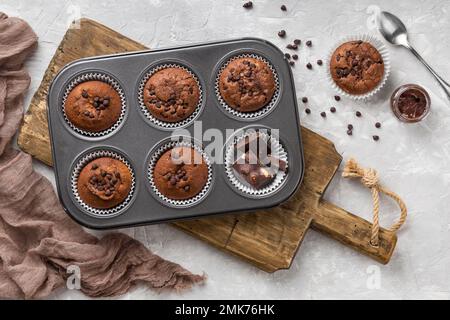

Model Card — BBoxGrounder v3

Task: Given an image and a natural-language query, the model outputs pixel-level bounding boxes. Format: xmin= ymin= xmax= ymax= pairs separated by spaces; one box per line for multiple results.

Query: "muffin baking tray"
xmin=47 ymin=38 xmax=304 ymax=229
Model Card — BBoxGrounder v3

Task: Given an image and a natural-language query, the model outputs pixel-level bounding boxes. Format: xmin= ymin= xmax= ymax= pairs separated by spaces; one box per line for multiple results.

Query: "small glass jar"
xmin=391 ymin=84 xmax=431 ymax=123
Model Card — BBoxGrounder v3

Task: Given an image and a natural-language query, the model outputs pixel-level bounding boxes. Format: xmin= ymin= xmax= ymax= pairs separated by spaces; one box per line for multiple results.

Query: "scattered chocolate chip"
xmin=373 ymin=135 xmax=380 ymax=141
xmin=289 ymin=61 xmax=295 ymax=66
xmin=91 ymin=164 xmax=98 ymax=170
xmin=100 ymin=170 xmax=106 ymax=177
xmin=83 ymin=111 xmax=90 ymax=116
xmin=306 ymin=40 xmax=312 ymax=47
xmin=294 ymin=39 xmax=301 ymax=45
xmin=281 ymin=5 xmax=287 ymax=11
xmin=184 ymin=185 xmax=190 ymax=192
xmin=291 ymin=44 xmax=298 ymax=50
xmin=81 ymin=90 xmax=88 ymax=98
xmin=320 ymin=111 xmax=326 ymax=118
xmin=278 ymin=30 xmax=286 ymax=38
xmin=375 ymin=122 xmax=381 ymax=128
xmin=305 ymin=108 xmax=311 ymax=114
xmin=347 ymin=124 xmax=353 ymax=130
xmin=356 ymin=111 xmax=362 ymax=117
xmin=243 ymin=1 xmax=253 ymax=9
xmin=286 ymin=44 xmax=294 ymax=49
xmin=330 ymin=107 xmax=336 ymax=113
xmin=292 ymin=54 xmax=298 ymax=60
xmin=306 ymin=63 xmax=312 ymax=69
xmin=94 ymin=97 xmax=99 ymax=102
xmin=347 ymin=129 xmax=353 ymax=136
xmin=317 ymin=59 xmax=323 ymax=66
xmin=302 ymin=97 xmax=308 ymax=103
xmin=334 ymin=95 xmax=341 ymax=101
xmin=284 ymin=53 xmax=291 ymax=59
xmin=105 ymin=190 xmax=111 ymax=196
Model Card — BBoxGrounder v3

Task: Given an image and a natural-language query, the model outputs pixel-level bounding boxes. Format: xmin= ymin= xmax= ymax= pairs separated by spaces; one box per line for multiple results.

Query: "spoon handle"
xmin=406 ymin=44 xmax=450 ymax=100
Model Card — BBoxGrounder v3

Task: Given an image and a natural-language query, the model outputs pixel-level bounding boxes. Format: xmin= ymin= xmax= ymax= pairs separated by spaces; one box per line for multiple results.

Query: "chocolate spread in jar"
xmin=398 ymin=89 xmax=427 ymax=119
xmin=391 ymin=84 xmax=430 ymax=123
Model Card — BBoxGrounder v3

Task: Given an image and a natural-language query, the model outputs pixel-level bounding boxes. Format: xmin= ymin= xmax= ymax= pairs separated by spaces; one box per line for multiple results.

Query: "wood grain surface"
xmin=17 ymin=18 xmax=397 ymax=272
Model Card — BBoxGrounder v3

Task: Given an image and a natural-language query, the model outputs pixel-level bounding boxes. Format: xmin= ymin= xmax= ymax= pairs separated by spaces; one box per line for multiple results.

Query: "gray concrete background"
xmin=2 ymin=0 xmax=450 ymax=299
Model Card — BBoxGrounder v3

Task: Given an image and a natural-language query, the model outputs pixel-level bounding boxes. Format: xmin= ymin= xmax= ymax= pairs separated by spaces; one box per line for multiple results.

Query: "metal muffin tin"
xmin=47 ymin=38 xmax=304 ymax=229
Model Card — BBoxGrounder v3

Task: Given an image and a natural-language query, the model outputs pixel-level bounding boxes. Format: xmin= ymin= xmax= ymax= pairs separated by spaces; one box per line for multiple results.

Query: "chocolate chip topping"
xmin=219 ymin=57 xmax=276 ymax=112
xmin=144 ymin=67 xmax=200 ymax=122
xmin=153 ymin=146 xmax=208 ymax=201
xmin=87 ymin=164 xmax=123 ymax=201
xmin=278 ymin=30 xmax=286 ymax=38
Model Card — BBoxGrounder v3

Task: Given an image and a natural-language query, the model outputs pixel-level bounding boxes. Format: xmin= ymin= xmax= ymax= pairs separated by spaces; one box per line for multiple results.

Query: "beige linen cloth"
xmin=0 ymin=12 xmax=204 ymax=299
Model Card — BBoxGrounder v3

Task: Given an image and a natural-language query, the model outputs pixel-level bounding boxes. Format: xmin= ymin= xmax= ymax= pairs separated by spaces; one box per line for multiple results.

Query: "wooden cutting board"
xmin=18 ymin=19 xmax=397 ymax=272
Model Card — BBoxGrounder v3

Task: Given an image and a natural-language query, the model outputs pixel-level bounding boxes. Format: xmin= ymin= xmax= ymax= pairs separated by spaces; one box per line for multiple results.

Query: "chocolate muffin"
xmin=219 ymin=57 xmax=276 ymax=112
xmin=65 ymin=80 xmax=122 ymax=132
xmin=330 ymin=40 xmax=384 ymax=95
xmin=143 ymin=67 xmax=200 ymax=123
xmin=77 ymin=157 xmax=132 ymax=209
xmin=153 ymin=146 xmax=208 ymax=201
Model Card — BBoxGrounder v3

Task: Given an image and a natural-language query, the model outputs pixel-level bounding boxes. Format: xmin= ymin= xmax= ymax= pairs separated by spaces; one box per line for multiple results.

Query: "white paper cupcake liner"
xmin=62 ymin=72 xmax=127 ymax=137
xmin=71 ymin=150 xmax=136 ymax=218
xmin=148 ymin=140 xmax=213 ymax=207
xmin=215 ymin=53 xmax=280 ymax=119
xmin=138 ymin=63 xmax=204 ymax=129
xmin=225 ymin=130 xmax=288 ymax=197
xmin=326 ymin=34 xmax=391 ymax=100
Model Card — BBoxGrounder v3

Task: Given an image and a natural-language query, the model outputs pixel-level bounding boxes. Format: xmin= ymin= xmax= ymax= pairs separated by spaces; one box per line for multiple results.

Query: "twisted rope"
xmin=342 ymin=158 xmax=407 ymax=247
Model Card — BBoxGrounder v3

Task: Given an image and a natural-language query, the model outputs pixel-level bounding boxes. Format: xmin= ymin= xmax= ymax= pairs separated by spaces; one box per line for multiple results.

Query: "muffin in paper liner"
xmin=148 ymin=140 xmax=213 ymax=207
xmin=62 ymin=72 xmax=127 ymax=137
xmin=225 ymin=130 xmax=288 ymax=197
xmin=215 ymin=53 xmax=280 ymax=119
xmin=326 ymin=34 xmax=391 ymax=100
xmin=137 ymin=63 xmax=204 ymax=129
xmin=71 ymin=150 xmax=136 ymax=218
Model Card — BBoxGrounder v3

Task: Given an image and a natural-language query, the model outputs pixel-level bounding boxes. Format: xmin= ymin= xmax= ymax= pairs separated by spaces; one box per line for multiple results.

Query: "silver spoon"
xmin=378 ymin=11 xmax=450 ymax=100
